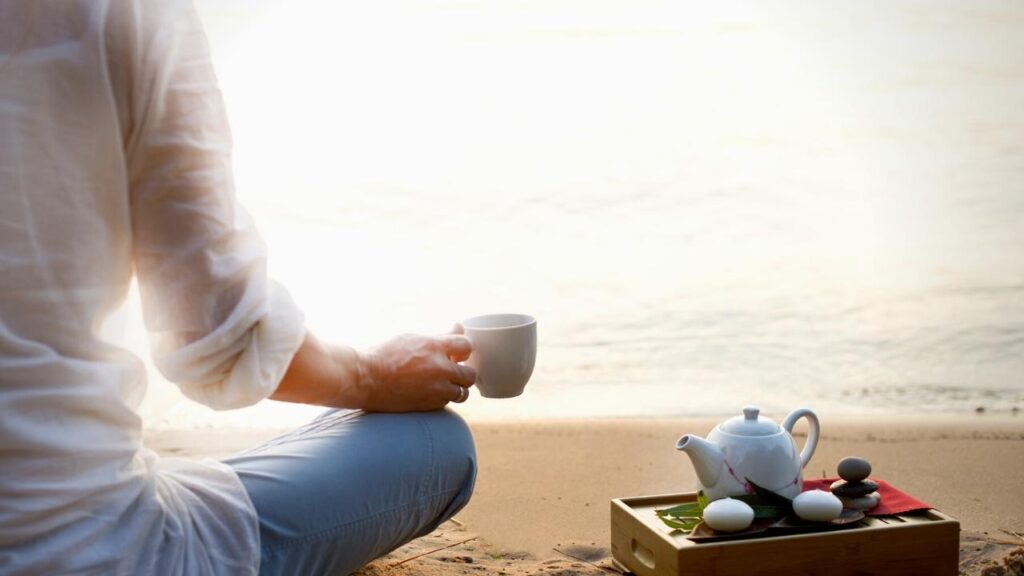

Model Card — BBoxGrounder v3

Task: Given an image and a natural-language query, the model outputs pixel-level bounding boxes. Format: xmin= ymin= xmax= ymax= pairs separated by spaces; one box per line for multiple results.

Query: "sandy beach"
xmin=147 ymin=415 xmax=1024 ymax=575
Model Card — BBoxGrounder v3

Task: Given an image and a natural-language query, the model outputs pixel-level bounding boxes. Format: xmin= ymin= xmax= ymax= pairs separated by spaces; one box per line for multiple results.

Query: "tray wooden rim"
xmin=612 ymin=491 xmax=959 ymax=550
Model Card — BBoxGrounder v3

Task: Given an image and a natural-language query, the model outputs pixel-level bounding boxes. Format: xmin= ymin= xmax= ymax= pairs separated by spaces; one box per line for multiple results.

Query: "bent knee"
xmin=419 ymin=409 xmax=477 ymax=490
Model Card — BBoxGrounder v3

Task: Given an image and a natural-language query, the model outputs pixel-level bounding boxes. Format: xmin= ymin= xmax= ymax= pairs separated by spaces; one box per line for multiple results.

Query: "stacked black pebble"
xmin=830 ymin=457 xmax=881 ymax=510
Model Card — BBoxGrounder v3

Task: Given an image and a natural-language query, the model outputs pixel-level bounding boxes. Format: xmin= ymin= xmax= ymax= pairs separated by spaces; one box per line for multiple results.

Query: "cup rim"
xmin=462 ymin=313 xmax=536 ymax=331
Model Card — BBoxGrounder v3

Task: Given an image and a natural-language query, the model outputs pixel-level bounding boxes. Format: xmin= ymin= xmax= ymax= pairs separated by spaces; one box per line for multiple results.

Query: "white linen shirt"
xmin=0 ymin=1 xmax=306 ymax=573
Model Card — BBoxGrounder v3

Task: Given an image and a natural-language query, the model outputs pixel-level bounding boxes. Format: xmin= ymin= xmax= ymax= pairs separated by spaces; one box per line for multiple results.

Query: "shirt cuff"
xmin=173 ymin=281 xmax=306 ymax=411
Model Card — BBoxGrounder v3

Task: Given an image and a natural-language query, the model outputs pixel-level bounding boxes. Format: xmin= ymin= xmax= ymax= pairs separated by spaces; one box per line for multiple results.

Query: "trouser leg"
xmin=224 ymin=408 xmax=477 ymax=576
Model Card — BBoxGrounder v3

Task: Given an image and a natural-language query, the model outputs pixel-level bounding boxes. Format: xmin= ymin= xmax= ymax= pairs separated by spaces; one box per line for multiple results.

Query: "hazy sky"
xmin=125 ymin=1 xmax=1024 ymax=427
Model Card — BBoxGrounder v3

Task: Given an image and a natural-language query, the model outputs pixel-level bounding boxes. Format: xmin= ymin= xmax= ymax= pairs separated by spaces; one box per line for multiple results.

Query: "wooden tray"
xmin=611 ymin=492 xmax=959 ymax=576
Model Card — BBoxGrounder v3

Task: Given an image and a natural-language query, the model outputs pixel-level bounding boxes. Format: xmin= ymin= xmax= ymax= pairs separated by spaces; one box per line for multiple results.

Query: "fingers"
xmin=440 ymin=334 xmax=472 ymax=362
xmin=415 ymin=381 xmax=469 ymax=411
xmin=361 ymin=330 xmax=477 ymax=412
xmin=449 ymin=322 xmax=465 ymax=335
xmin=447 ymin=363 xmax=477 ymax=387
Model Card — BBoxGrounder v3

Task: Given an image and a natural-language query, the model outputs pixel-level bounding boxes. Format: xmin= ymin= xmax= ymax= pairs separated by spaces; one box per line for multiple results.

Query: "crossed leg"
xmin=224 ymin=408 xmax=477 ymax=576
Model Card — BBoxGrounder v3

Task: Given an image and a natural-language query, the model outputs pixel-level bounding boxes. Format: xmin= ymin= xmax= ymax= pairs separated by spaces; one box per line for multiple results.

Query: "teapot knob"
xmin=743 ymin=405 xmax=760 ymax=420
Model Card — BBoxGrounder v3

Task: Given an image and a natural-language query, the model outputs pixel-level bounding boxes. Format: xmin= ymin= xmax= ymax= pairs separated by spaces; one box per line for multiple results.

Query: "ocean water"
xmin=121 ymin=0 xmax=1024 ymax=428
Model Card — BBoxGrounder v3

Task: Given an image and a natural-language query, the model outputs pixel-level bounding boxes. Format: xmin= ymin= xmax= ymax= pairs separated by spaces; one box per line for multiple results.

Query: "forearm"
xmin=270 ymin=328 xmax=476 ymax=412
xmin=270 ymin=331 xmax=367 ymax=408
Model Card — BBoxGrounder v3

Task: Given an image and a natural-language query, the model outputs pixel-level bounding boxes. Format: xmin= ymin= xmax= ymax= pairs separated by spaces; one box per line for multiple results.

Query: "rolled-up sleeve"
xmin=112 ymin=0 xmax=305 ymax=410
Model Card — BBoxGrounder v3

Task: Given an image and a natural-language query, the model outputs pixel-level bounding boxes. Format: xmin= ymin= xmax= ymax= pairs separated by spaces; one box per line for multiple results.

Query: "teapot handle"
xmin=781 ymin=408 xmax=819 ymax=470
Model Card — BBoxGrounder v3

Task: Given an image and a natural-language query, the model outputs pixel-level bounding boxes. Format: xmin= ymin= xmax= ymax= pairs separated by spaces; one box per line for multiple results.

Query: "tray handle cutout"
xmin=631 ymin=538 xmax=655 ymax=570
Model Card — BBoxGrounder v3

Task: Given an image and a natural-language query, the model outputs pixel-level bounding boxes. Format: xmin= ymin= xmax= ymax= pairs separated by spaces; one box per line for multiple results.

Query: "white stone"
xmin=703 ymin=498 xmax=755 ymax=532
xmin=841 ymin=491 xmax=881 ymax=511
xmin=793 ymin=490 xmax=843 ymax=522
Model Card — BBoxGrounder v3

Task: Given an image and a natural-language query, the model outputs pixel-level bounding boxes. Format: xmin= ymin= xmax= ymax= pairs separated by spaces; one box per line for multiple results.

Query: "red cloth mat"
xmin=802 ymin=478 xmax=932 ymax=516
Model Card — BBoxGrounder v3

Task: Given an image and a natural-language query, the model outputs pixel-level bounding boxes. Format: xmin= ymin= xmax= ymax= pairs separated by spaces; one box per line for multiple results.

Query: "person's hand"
xmin=354 ymin=325 xmax=476 ymax=412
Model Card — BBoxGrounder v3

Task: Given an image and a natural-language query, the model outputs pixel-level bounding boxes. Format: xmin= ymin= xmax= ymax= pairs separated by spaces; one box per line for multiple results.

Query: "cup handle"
xmin=781 ymin=408 xmax=819 ymax=470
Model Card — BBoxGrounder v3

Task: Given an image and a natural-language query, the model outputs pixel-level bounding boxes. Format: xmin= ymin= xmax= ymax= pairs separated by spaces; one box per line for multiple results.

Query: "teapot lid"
xmin=718 ymin=406 xmax=780 ymax=436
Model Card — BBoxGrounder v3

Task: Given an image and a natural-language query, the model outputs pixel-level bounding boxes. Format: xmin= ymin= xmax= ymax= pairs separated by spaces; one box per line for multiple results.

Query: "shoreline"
xmin=140 ymin=409 xmax=1019 ymax=432
xmin=147 ymin=415 xmax=1024 ymax=574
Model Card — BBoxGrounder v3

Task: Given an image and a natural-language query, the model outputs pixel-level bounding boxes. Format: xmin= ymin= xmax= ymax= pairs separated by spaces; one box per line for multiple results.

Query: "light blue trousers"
xmin=224 ymin=408 xmax=477 ymax=576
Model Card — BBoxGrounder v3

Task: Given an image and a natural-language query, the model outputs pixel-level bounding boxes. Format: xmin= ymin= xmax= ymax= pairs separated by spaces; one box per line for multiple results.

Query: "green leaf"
xmin=656 ymin=515 xmax=701 ymax=531
xmin=655 ymin=503 xmax=702 ymax=517
xmin=697 ymin=491 xmax=709 ymax=511
xmin=731 ymin=494 xmax=791 ymax=516
xmin=744 ymin=479 xmax=794 ymax=507
xmin=748 ymin=504 xmax=789 ymax=519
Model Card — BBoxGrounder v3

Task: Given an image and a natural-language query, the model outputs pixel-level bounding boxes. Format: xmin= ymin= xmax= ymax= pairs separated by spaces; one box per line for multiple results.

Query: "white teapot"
xmin=676 ymin=405 xmax=819 ymax=501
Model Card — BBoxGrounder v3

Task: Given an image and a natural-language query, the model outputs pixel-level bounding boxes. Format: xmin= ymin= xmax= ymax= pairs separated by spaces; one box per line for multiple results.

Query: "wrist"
xmin=327 ymin=345 xmax=374 ymax=409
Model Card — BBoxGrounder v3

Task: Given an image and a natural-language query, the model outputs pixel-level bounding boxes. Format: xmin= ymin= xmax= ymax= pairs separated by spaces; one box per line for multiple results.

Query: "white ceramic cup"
xmin=462 ymin=313 xmax=537 ymax=399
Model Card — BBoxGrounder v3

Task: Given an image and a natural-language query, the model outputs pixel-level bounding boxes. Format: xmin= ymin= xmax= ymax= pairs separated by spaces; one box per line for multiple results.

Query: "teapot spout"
xmin=675 ymin=434 xmax=724 ymax=489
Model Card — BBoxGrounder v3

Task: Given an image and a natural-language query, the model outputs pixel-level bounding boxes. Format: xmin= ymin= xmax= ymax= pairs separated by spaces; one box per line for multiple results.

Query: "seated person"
xmin=0 ymin=1 xmax=477 ymax=574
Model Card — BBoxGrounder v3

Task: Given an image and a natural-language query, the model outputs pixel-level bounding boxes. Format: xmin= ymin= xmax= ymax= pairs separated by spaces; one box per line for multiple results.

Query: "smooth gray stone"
xmin=840 ymin=491 xmax=881 ymax=511
xmin=830 ymin=479 xmax=879 ymax=498
xmin=837 ymin=457 xmax=872 ymax=482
